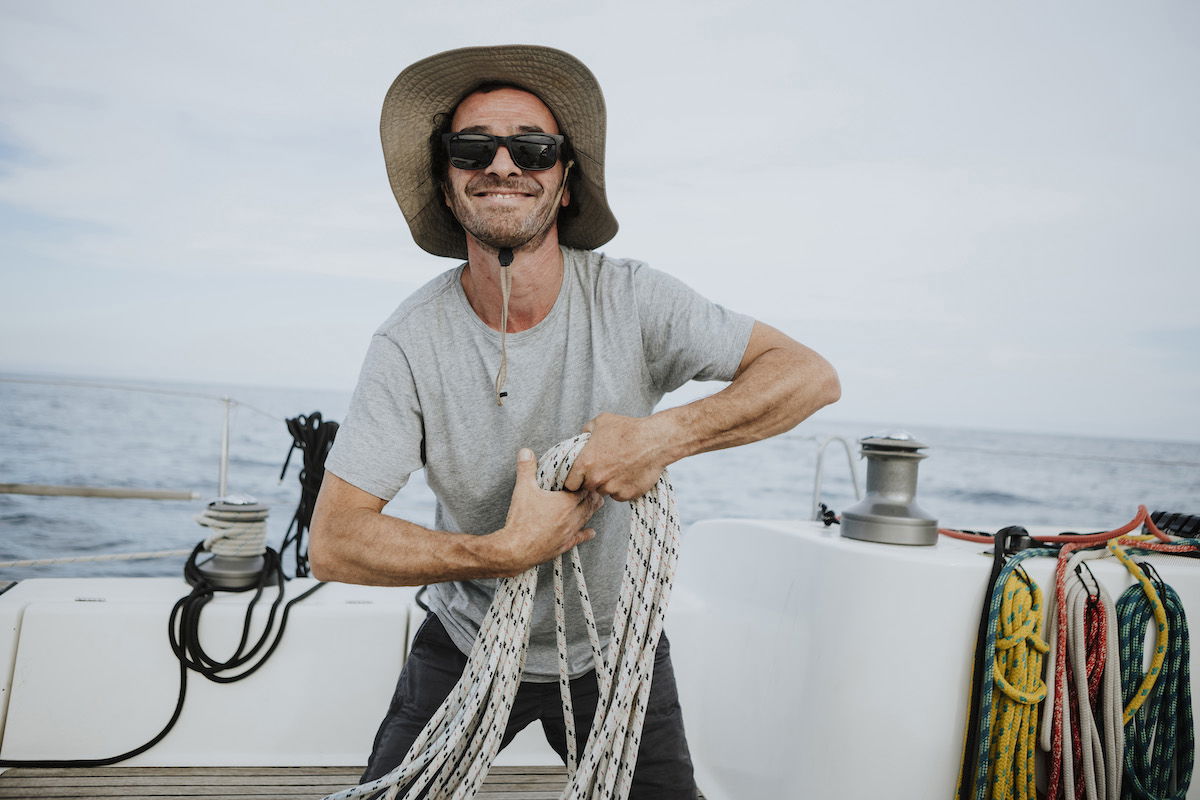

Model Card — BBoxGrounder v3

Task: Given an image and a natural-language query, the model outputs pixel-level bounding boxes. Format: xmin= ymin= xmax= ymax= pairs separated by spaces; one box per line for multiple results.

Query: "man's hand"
xmin=485 ymin=448 xmax=603 ymax=576
xmin=563 ymin=413 xmax=675 ymax=502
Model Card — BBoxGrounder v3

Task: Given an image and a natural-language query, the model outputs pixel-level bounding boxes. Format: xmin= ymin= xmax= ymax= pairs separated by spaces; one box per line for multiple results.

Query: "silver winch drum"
xmin=840 ymin=433 xmax=938 ymax=546
xmin=196 ymin=496 xmax=274 ymax=589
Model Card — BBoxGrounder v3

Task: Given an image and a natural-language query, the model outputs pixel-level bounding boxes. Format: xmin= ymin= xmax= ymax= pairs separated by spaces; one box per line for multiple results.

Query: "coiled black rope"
xmin=280 ymin=412 xmax=339 ymax=578
xmin=170 ymin=543 xmax=325 ymax=682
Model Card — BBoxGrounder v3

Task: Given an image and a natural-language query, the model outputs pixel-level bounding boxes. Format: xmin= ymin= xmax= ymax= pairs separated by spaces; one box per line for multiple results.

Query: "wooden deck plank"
xmin=0 ymin=774 xmax=564 ymax=787
xmin=0 ymin=766 xmax=570 ymax=799
xmin=0 ymin=765 xmax=704 ymax=799
xmin=0 ymin=795 xmax=562 ymax=800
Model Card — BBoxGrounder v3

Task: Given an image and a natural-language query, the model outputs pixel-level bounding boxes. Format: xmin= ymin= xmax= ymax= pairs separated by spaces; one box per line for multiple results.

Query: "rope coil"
xmin=195 ymin=504 xmax=269 ymax=557
xmin=323 ymin=434 xmax=679 ymax=800
xmin=1040 ymin=547 xmax=1124 ymax=800
xmin=1117 ymin=564 xmax=1194 ymax=799
xmin=985 ymin=568 xmax=1049 ymax=800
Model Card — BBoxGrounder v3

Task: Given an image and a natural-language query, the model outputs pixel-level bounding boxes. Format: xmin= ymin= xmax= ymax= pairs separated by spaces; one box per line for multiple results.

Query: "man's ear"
xmin=560 ymin=160 xmax=574 ymax=208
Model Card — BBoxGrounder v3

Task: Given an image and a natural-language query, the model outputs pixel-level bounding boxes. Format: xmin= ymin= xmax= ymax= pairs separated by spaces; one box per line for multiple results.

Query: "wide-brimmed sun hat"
xmin=381 ymin=44 xmax=619 ymax=260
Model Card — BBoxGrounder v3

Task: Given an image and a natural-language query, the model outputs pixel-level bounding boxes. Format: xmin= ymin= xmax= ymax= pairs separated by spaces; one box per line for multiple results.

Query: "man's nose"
xmin=484 ymin=143 xmax=522 ymax=177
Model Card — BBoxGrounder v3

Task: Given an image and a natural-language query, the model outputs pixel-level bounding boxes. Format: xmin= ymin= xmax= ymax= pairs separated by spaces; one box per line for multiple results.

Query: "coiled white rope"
xmin=1040 ymin=548 xmax=1123 ymax=800
xmin=322 ymin=433 xmax=680 ymax=800
xmin=194 ymin=504 xmax=269 ymax=557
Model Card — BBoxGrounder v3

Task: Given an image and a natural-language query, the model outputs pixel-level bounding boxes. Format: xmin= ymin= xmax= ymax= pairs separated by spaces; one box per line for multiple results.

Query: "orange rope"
xmin=939 ymin=506 xmax=1174 ymax=546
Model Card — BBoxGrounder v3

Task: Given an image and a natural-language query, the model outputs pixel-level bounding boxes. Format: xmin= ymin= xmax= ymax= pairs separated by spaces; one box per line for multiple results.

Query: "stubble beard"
xmin=446 ymin=175 xmax=562 ymax=253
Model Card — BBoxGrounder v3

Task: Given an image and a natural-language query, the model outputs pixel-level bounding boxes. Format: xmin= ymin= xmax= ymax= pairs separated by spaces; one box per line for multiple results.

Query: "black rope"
xmin=0 ymin=661 xmax=189 ymax=769
xmin=279 ymin=412 xmax=339 ymax=578
xmin=0 ymin=412 xmax=341 ymax=768
xmin=170 ymin=544 xmax=325 ymax=682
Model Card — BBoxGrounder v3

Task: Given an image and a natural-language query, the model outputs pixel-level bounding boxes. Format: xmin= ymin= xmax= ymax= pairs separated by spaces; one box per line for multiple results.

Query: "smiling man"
xmin=310 ymin=45 xmax=840 ymax=798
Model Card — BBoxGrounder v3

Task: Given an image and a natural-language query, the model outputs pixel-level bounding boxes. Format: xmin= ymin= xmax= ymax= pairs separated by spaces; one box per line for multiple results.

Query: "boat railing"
xmin=0 ymin=376 xmax=280 ymax=502
xmin=810 ymin=435 xmax=863 ymax=521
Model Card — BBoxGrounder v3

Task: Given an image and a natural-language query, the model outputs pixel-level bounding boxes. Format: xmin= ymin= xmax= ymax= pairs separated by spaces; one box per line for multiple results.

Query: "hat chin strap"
xmin=493 ymin=160 xmax=573 ymax=406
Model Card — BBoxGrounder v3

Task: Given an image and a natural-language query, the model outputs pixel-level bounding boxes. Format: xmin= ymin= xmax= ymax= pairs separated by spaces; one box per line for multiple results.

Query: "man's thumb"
xmin=515 ymin=448 xmax=535 ymax=480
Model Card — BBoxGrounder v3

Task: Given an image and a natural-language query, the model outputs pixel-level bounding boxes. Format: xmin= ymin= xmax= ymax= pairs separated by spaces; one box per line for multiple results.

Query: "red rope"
xmin=1067 ymin=591 xmax=1105 ymax=800
xmin=938 ymin=505 xmax=1174 ymax=546
xmin=1048 ymin=543 xmax=1082 ymax=798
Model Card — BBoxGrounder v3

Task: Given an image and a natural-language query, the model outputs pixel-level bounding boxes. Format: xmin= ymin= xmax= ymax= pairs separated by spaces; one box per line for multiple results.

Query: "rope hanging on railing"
xmin=953 ymin=510 xmax=1200 ymax=800
xmin=280 ymin=412 xmax=339 ymax=577
xmin=955 ymin=538 xmax=1056 ymax=800
xmin=322 ymin=434 xmax=680 ymax=800
xmin=984 ymin=567 xmax=1049 ymax=800
xmin=1117 ymin=562 xmax=1194 ymax=800
xmin=1040 ymin=546 xmax=1123 ymax=800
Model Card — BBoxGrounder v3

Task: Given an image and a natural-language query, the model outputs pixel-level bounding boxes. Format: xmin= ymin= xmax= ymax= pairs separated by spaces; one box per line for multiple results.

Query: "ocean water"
xmin=1 ymin=373 xmax=1197 ymax=580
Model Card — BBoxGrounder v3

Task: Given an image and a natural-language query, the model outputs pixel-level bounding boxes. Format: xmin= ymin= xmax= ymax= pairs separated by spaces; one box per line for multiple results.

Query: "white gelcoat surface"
xmin=667 ymin=519 xmax=1200 ymax=800
xmin=0 ymin=578 xmax=411 ymax=765
xmin=0 ymin=577 xmax=561 ymax=769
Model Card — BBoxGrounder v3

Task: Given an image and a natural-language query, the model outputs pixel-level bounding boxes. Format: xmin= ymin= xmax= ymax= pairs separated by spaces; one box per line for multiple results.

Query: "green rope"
xmin=1118 ymin=566 xmax=1193 ymax=800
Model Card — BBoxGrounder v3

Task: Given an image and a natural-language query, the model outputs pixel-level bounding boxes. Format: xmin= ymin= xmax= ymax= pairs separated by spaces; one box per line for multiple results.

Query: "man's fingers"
xmin=579 ymin=490 xmax=603 ymax=514
xmin=563 ymin=464 xmax=584 ymax=493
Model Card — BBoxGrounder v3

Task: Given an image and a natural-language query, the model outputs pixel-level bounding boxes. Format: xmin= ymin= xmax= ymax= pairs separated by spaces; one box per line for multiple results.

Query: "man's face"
xmin=442 ymin=87 xmax=571 ymax=252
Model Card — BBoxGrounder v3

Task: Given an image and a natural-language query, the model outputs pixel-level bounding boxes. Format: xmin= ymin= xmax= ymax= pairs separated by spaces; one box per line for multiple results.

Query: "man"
xmin=310 ymin=45 xmax=839 ymax=798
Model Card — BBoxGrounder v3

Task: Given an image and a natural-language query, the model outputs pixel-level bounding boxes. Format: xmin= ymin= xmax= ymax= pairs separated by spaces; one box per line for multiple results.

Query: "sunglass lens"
xmin=447 ymin=134 xmax=496 ymax=170
xmin=509 ymin=135 xmax=558 ymax=170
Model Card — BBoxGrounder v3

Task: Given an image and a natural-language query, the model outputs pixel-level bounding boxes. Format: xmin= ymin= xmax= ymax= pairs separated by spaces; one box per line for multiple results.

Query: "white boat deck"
xmin=2 ymin=520 xmax=1196 ymax=798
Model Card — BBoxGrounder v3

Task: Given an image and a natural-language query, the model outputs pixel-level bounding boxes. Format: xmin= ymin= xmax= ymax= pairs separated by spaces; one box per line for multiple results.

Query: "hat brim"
xmin=381 ymin=45 xmax=619 ymax=260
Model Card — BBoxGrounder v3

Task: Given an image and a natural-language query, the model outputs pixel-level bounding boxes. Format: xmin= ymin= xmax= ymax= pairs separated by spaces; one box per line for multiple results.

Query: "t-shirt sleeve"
xmin=633 ymin=265 xmax=756 ymax=394
xmin=324 ymin=333 xmax=425 ymax=501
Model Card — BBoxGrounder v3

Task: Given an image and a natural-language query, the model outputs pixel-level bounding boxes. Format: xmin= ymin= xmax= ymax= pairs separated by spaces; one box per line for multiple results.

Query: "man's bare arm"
xmin=310 ymin=449 xmax=602 ymax=586
xmin=564 ymin=321 xmax=841 ymax=501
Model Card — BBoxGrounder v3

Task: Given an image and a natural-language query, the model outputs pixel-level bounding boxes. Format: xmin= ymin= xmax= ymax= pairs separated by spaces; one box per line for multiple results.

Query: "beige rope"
xmin=492 ymin=160 xmax=573 ymax=407
xmin=323 ymin=433 xmax=679 ymax=800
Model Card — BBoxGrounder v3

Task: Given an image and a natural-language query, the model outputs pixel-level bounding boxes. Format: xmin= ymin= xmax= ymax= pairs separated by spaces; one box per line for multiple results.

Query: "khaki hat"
xmin=381 ymin=44 xmax=619 ymax=260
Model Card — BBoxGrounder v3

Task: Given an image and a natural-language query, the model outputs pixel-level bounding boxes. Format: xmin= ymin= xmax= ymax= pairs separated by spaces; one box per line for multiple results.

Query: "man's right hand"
xmin=485 ymin=448 xmax=602 ymax=577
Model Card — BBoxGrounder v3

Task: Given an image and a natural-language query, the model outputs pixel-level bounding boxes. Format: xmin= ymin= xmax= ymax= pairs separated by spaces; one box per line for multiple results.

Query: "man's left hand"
xmin=564 ymin=413 xmax=675 ymax=502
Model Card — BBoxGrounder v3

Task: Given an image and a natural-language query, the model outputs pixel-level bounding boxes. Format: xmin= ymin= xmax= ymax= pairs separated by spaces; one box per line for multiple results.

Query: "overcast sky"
xmin=1 ymin=1 xmax=1197 ymax=442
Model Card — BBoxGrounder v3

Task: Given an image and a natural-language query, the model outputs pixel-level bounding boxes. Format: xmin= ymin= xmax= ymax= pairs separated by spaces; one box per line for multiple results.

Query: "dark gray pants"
xmin=361 ymin=613 xmax=699 ymax=799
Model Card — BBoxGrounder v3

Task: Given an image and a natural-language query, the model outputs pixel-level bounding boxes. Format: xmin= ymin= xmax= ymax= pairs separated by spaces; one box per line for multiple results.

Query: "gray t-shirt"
xmin=326 ymin=246 xmax=754 ymax=680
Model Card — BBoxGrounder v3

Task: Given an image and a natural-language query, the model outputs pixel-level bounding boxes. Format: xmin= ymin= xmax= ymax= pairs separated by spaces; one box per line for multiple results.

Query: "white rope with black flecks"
xmin=320 ymin=434 xmax=680 ymax=800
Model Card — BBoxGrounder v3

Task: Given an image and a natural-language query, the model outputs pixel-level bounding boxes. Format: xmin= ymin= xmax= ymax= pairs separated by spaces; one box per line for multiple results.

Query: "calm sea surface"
xmin=2 ymin=374 xmax=1197 ymax=580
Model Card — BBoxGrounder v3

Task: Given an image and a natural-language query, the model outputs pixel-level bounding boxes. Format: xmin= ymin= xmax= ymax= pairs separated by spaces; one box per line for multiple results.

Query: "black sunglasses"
xmin=442 ymin=132 xmax=565 ymax=171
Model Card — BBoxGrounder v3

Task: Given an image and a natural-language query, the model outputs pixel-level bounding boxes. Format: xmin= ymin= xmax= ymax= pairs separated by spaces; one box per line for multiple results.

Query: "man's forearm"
xmin=567 ymin=326 xmax=840 ymax=502
xmin=309 ymin=509 xmax=506 ymax=586
xmin=656 ymin=340 xmax=841 ymax=464
xmin=309 ymin=453 xmax=601 ymax=586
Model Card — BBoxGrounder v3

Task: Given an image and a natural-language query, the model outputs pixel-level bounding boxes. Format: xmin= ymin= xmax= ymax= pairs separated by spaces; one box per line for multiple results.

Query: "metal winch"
xmin=840 ymin=433 xmax=938 ymax=546
xmin=195 ymin=495 xmax=273 ymax=589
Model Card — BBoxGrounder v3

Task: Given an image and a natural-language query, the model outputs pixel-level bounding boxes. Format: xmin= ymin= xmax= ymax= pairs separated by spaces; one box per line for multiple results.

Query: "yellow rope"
xmin=1106 ymin=536 xmax=1169 ymax=724
xmin=987 ymin=569 xmax=1049 ymax=800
